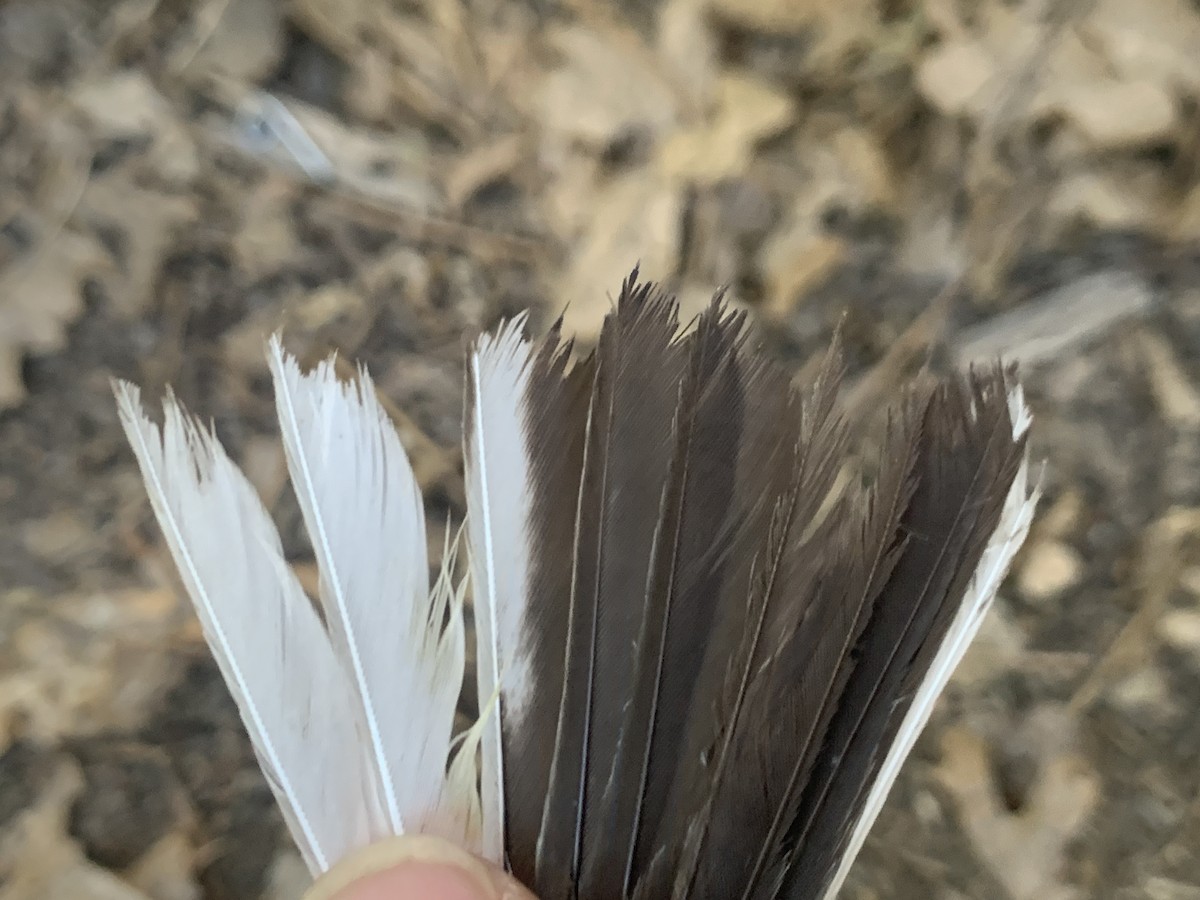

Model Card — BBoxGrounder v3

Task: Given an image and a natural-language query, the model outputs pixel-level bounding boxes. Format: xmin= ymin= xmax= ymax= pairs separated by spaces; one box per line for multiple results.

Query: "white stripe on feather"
xmin=465 ymin=314 xmax=537 ymax=864
xmin=114 ymin=381 xmax=374 ymax=874
xmin=268 ymin=338 xmax=475 ymax=847
xmin=821 ymin=384 xmax=1040 ymax=900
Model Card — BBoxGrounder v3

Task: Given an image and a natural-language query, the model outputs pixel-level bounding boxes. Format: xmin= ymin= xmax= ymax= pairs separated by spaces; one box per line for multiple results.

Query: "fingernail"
xmin=305 ymin=836 xmax=502 ymax=900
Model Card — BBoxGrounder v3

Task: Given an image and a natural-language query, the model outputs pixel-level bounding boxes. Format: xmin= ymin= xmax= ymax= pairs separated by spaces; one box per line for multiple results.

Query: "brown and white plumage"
xmin=118 ymin=270 xmax=1038 ymax=898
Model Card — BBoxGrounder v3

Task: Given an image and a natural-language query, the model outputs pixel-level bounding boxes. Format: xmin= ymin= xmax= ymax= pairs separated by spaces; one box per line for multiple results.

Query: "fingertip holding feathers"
xmin=118 ymin=270 xmax=1038 ymax=899
xmin=304 ymin=835 xmax=534 ymax=900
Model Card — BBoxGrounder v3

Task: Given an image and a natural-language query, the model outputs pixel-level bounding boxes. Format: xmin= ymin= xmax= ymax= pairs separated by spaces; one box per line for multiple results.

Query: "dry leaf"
xmin=70 ymin=73 xmax=176 ymax=140
xmin=936 ymin=713 xmax=1099 ymax=900
xmin=69 ymin=73 xmax=198 ymax=185
xmin=121 ymin=833 xmax=200 ymax=900
xmin=1 ymin=231 xmax=99 ymax=351
xmin=1047 ymin=171 xmax=1161 ymax=230
xmin=1054 ymin=79 xmax=1177 ymax=148
xmin=952 ymin=604 xmax=1027 ymax=688
xmin=657 ymin=0 xmax=718 ymax=113
xmin=756 ymin=127 xmax=893 ymax=314
xmin=761 ymin=231 xmax=845 ymax=318
xmin=532 ymin=25 xmax=678 ymax=149
xmin=1142 ymin=876 xmax=1200 ymax=900
xmin=1158 ymin=608 xmax=1200 ymax=656
xmin=1085 ymin=0 xmax=1200 ymax=93
xmin=77 ymin=174 xmax=196 ymax=318
xmin=232 ymin=175 xmax=300 ymax=278
xmin=56 ymin=73 xmax=200 ymax=320
xmin=1017 ymin=540 xmax=1085 ymax=603
xmin=345 ymin=46 xmax=395 ymax=123
xmin=289 ymin=0 xmax=375 ymax=56
xmin=0 ymin=590 xmax=183 ymax=747
xmin=444 ymin=134 xmax=527 ymax=210
xmin=1109 ymin=665 xmax=1172 ymax=713
xmin=658 ymin=74 xmax=793 ymax=185
xmin=917 ymin=40 xmax=998 ymax=116
xmin=556 ymin=170 xmax=682 ymax=341
xmin=1139 ymin=330 xmax=1200 ymax=427
xmin=0 ymin=761 xmax=151 ymax=900
xmin=0 ymin=229 xmax=104 ymax=409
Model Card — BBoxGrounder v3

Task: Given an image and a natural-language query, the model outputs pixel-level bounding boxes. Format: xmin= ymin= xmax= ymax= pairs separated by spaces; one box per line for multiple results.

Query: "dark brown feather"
xmin=776 ymin=368 xmax=1026 ymax=899
xmin=578 ymin=299 xmax=750 ymax=900
xmin=630 ymin=339 xmax=852 ymax=900
xmin=502 ymin=323 xmax=595 ymax=886
xmin=499 ymin=271 xmax=1030 ymax=900
xmin=536 ymin=277 xmax=686 ymax=900
xmin=683 ymin=397 xmax=924 ymax=900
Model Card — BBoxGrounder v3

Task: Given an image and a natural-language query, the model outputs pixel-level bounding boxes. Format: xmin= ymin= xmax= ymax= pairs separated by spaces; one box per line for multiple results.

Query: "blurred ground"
xmin=1 ymin=0 xmax=1199 ymax=897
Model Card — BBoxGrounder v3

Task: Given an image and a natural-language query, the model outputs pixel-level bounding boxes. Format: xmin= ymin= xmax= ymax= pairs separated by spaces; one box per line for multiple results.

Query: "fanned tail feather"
xmin=463 ymin=274 xmax=1035 ymax=900
xmin=118 ymin=269 xmax=1038 ymax=900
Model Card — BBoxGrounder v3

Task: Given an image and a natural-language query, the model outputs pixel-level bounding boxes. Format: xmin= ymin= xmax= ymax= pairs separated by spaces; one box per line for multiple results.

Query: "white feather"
xmin=464 ymin=314 xmax=537 ymax=864
xmin=268 ymin=338 xmax=476 ymax=848
xmin=113 ymin=381 xmax=375 ymax=875
xmin=427 ymin=528 xmax=485 ymax=850
xmin=821 ymin=384 xmax=1041 ymax=899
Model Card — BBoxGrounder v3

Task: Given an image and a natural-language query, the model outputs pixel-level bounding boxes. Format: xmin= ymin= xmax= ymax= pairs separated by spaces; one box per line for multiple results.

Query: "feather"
xmin=537 ymin=278 xmax=688 ymax=900
xmin=463 ymin=314 xmax=533 ymax=866
xmin=639 ymin=365 xmax=872 ymax=897
xmin=580 ymin=298 xmax=749 ymax=900
xmin=116 ymin=268 xmax=1039 ymax=900
xmin=681 ymin=399 xmax=923 ymax=900
xmin=268 ymin=339 xmax=475 ymax=849
xmin=815 ymin=377 xmax=1039 ymax=900
xmin=465 ymin=314 xmax=595 ymax=883
xmin=113 ymin=381 xmax=377 ymax=875
xmin=464 ymin=311 xmax=595 ymax=869
xmin=777 ymin=367 xmax=1035 ymax=899
xmin=628 ymin=324 xmax=852 ymax=900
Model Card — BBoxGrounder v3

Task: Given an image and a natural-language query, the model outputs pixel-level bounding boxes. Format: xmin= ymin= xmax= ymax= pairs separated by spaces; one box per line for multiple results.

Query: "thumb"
xmin=303 ymin=835 xmax=537 ymax=900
